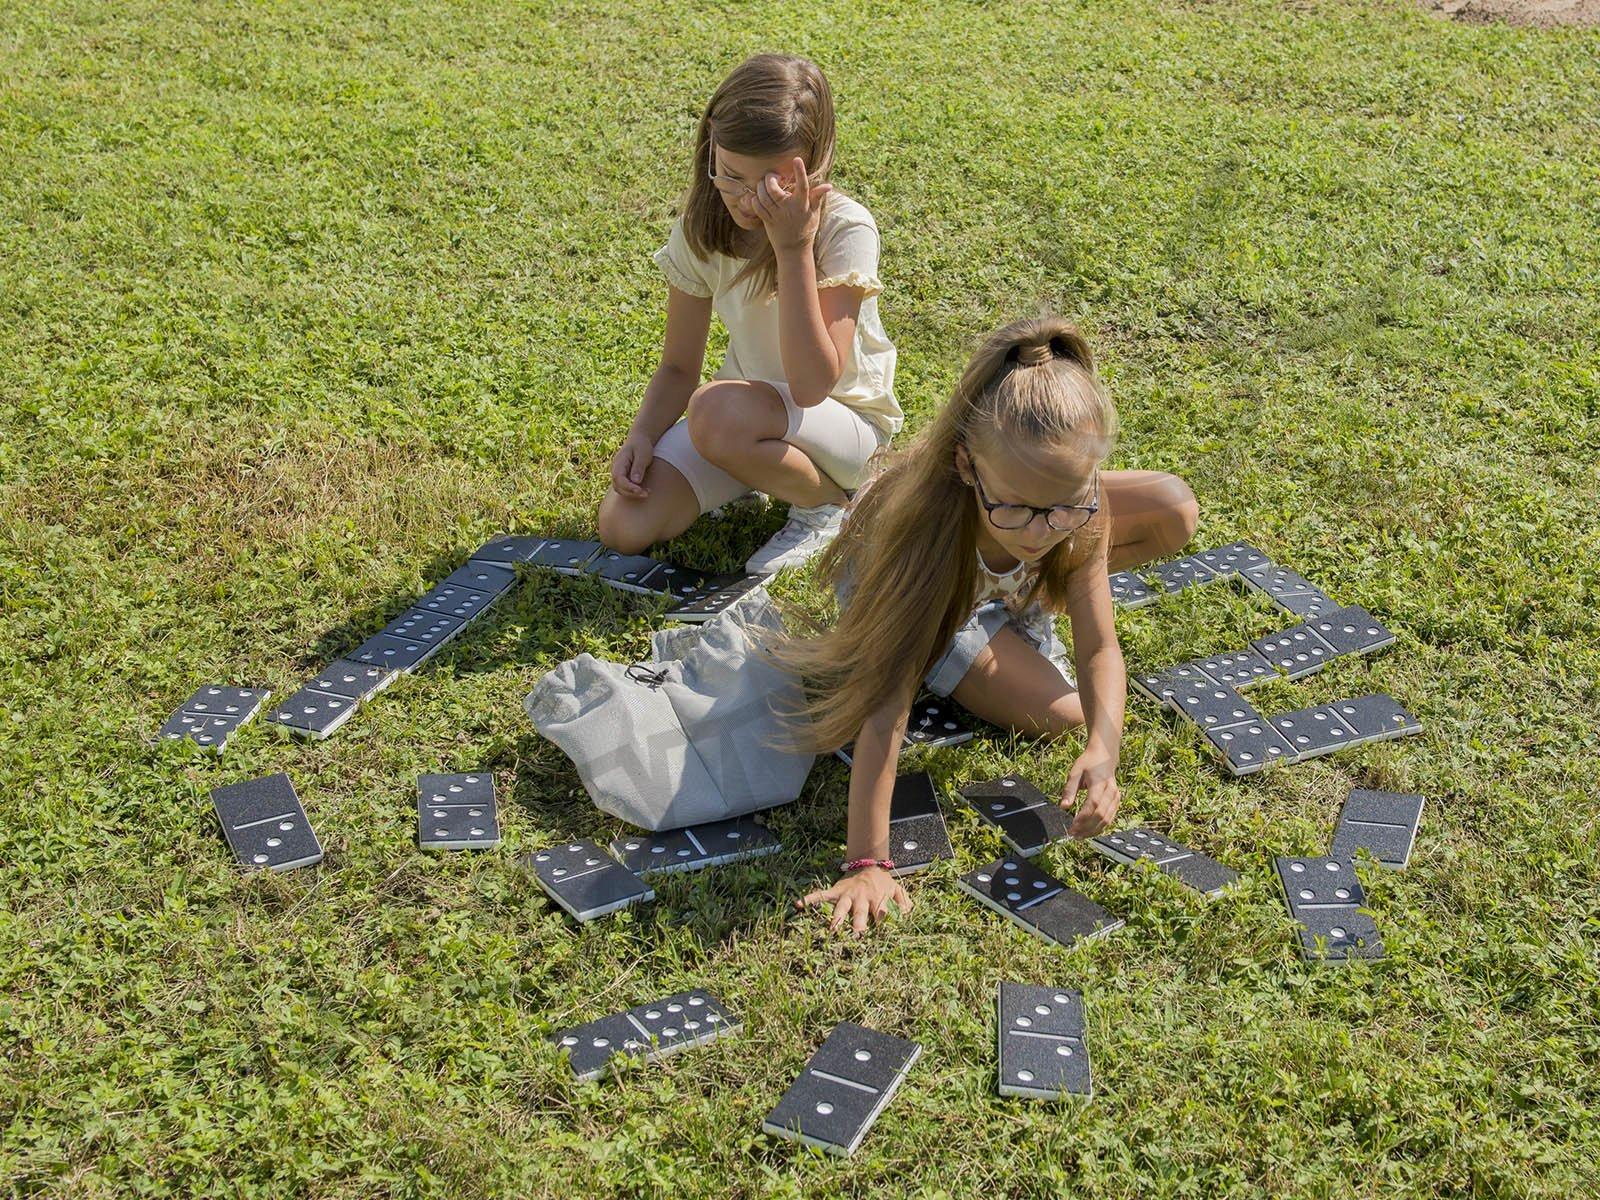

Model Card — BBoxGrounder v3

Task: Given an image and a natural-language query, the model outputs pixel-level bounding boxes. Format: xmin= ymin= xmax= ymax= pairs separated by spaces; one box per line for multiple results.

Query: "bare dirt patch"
xmin=1419 ymin=0 xmax=1600 ymax=26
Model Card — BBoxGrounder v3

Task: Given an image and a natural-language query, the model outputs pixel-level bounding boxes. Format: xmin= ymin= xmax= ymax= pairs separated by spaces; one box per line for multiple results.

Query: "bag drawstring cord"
xmin=626 ymin=664 xmax=670 ymax=690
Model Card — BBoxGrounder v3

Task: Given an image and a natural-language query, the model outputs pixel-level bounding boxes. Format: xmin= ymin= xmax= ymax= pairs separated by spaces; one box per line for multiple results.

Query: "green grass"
xmin=3 ymin=0 xmax=1598 ymax=1195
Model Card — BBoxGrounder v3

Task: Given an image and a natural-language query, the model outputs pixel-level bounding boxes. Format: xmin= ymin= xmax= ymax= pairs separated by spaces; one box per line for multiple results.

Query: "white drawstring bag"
xmin=525 ymin=588 xmax=817 ymax=831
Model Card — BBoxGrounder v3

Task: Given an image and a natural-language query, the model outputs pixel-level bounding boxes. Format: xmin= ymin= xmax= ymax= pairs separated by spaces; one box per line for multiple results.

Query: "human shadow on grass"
xmin=291 ymin=500 xmax=787 ymax=682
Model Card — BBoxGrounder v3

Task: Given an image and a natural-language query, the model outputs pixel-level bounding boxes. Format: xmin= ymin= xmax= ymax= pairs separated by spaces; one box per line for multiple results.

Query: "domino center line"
xmin=230 ymin=810 xmax=300 ymax=831
xmin=808 ymin=1069 xmax=881 ymax=1095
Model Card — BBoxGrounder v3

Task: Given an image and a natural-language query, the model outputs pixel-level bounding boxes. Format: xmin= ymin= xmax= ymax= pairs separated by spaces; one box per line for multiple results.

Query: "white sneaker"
xmin=745 ymin=502 xmax=845 ymax=575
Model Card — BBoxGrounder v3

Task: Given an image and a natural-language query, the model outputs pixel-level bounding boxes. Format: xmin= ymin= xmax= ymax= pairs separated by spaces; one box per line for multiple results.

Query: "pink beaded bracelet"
xmin=840 ymin=858 xmax=896 ymax=874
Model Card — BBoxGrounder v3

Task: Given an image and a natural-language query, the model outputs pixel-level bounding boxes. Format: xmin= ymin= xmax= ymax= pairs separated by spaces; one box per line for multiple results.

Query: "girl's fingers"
xmin=800 ymin=885 xmax=838 ymax=908
xmin=852 ymin=901 xmax=870 ymax=935
xmin=1061 ymin=767 xmax=1083 ymax=814
xmin=810 ymin=181 xmax=833 ymax=208
xmin=829 ymin=895 xmax=854 ymax=931
xmin=893 ymin=884 xmax=913 ymax=914
xmin=612 ymin=455 xmax=644 ymax=497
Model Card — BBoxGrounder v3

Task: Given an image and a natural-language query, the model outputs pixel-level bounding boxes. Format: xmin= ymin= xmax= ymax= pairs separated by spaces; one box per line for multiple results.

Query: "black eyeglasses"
xmin=968 ymin=458 xmax=1100 ymax=533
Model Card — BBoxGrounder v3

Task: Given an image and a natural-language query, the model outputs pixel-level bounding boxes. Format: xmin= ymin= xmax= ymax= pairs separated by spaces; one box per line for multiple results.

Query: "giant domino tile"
xmin=1114 ymin=542 xmax=1423 ymax=775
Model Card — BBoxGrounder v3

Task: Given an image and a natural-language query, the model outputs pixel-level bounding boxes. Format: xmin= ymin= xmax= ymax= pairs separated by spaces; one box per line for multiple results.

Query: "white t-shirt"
xmin=652 ymin=192 xmax=903 ymax=439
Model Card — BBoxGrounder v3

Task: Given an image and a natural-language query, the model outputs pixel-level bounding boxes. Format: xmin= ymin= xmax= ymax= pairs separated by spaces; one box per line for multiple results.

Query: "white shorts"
xmin=652 ymin=379 xmax=887 ymax=514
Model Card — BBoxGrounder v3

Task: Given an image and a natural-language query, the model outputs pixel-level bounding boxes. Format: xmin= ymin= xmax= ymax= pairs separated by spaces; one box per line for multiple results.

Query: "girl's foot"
xmin=745 ymin=502 xmax=845 ymax=575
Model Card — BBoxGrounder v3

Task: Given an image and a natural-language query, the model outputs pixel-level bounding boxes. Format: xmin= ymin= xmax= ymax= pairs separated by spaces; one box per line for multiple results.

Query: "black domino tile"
xmin=1269 ymin=704 xmax=1361 ymax=759
xmin=1275 ymin=856 xmax=1384 ymax=961
xmin=416 ymin=772 xmax=499 ymax=850
xmin=996 ymin=983 xmax=1092 ymax=1099
xmin=1196 ymin=648 xmax=1278 ymax=690
xmin=1330 ymin=789 xmax=1424 ymax=868
xmin=307 ymin=658 xmax=395 ymax=701
xmin=1107 ymin=570 xmax=1156 ymax=608
xmin=958 ymin=857 xmax=1123 ymax=951
xmin=1304 ymin=606 xmax=1396 ymax=657
xmin=1147 ymin=555 xmax=1220 ymax=594
xmin=1276 ymin=856 xmax=1368 ymax=912
xmin=583 ymin=550 xmax=672 ymax=594
xmin=1250 ymin=623 xmax=1339 ymax=679
xmin=414 ymin=582 xmax=498 ymax=623
xmin=1293 ymin=905 xmax=1385 ymax=961
xmin=890 ymin=772 xmax=941 ymax=820
xmin=210 ymin=772 xmax=323 ymax=872
xmin=1091 ymin=828 xmax=1239 ymax=898
xmin=525 ymin=841 xmax=653 ymax=922
xmin=1192 ymin=541 xmax=1271 ymax=578
xmin=177 ymin=685 xmax=269 ymax=720
xmin=1130 ymin=662 xmax=1218 ymax=708
xmin=959 ymin=776 xmax=1070 ymax=857
xmin=886 ymin=772 xmax=952 ymax=873
xmin=528 ymin=538 xmax=602 ymax=575
xmin=550 ymin=1012 xmax=645 ymax=1081
xmin=1204 ymin=720 xmax=1300 ymax=775
xmin=349 ymin=632 xmax=439 ymax=674
xmin=1325 ymin=694 xmax=1423 ymax=744
xmin=647 ymin=563 xmax=719 ymax=601
xmin=439 ymin=561 xmax=517 ymax=596
xmin=1240 ymin=563 xmax=1334 ymax=616
xmin=624 ymin=990 xmax=740 ymax=1059
xmin=264 ymin=686 xmax=360 ymax=739
xmin=903 ymin=695 xmax=975 ymax=749
xmin=1165 ymin=677 xmax=1259 ymax=731
xmin=1090 ymin=827 xmax=1189 ymax=867
xmin=762 ymin=1023 xmax=921 ymax=1157
xmin=154 ymin=684 xmax=269 ymax=752
xmin=664 ymin=573 xmax=766 ymax=622
xmin=551 ymin=991 xmax=739 ymax=1082
xmin=470 ymin=535 xmax=547 ymax=566
xmin=609 ymin=816 xmax=781 ymax=875
xmin=380 ymin=606 xmax=466 ymax=650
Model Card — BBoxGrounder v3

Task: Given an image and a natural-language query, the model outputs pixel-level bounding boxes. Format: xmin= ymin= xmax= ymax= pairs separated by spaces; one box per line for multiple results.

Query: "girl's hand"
xmin=609 ymin=432 xmax=654 ymax=499
xmin=1062 ymin=745 xmax=1121 ymax=837
xmin=797 ymin=866 xmax=911 ymax=935
xmin=748 ymin=156 xmax=833 ymax=252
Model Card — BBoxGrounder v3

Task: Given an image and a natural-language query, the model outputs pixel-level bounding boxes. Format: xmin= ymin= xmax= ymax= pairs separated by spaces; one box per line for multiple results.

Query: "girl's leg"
xmin=685 ymin=379 xmax=847 ymax=507
xmin=596 ymin=458 xmax=702 ymax=555
xmin=949 ymin=625 xmax=1084 ymax=738
xmin=1099 ymin=470 xmax=1199 ymax=573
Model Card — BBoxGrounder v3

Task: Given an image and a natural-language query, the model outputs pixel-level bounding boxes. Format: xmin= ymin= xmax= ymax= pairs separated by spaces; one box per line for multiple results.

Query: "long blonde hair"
xmin=773 ymin=316 xmax=1118 ymax=753
xmin=679 ymin=53 xmax=836 ymax=301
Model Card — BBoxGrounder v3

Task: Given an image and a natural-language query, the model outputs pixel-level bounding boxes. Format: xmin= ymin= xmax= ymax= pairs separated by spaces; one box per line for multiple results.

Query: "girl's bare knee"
xmin=685 ymin=382 xmax=745 ymax=466
xmin=596 ymin=495 xmax=657 ymax=555
xmin=1157 ymin=474 xmax=1199 ymax=556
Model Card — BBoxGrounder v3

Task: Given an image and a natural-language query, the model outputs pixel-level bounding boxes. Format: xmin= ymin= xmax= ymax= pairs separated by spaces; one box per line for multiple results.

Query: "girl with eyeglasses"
xmin=597 ymin=53 xmax=900 ymax=576
xmin=775 ymin=316 xmax=1198 ymax=933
